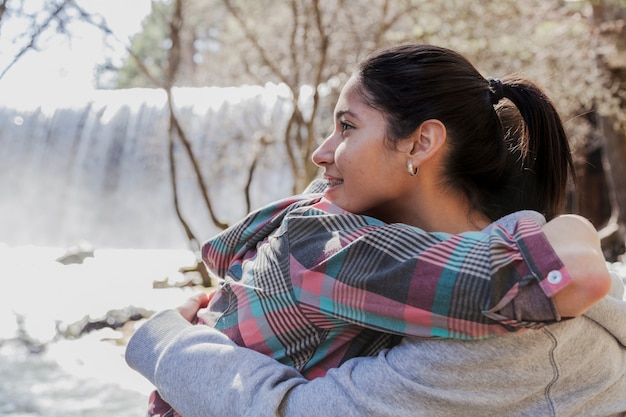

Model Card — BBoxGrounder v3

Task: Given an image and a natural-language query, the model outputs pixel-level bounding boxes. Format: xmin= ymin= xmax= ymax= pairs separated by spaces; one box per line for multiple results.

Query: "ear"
xmin=406 ymin=119 xmax=446 ymax=163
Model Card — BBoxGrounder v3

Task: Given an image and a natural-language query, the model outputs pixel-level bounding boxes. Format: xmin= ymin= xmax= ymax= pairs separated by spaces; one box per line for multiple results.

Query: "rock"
xmin=56 ymin=242 xmax=95 ymax=265
xmin=58 ymin=306 xmax=154 ymax=339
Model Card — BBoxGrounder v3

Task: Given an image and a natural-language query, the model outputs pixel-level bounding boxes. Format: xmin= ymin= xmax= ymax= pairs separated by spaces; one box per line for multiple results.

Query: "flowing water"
xmin=0 ymin=245 xmax=199 ymax=417
xmin=0 ymin=85 xmax=298 ymax=249
xmin=0 ymin=86 xmax=301 ymax=416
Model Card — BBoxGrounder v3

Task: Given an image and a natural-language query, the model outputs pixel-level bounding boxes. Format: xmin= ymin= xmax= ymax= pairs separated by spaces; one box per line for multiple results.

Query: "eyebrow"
xmin=335 ymin=109 xmax=359 ymax=121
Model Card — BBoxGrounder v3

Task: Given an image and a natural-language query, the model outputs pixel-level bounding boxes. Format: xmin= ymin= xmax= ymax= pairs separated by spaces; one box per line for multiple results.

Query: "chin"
xmin=324 ymin=193 xmax=349 ymax=212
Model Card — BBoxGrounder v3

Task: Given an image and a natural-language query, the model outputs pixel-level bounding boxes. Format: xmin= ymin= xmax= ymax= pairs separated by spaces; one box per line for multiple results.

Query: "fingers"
xmin=196 ymin=290 xmax=217 ymax=323
xmin=177 ymin=292 xmax=210 ymax=323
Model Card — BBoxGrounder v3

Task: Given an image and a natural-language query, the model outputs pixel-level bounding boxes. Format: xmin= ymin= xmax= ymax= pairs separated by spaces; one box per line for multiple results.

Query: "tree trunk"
xmin=592 ymin=1 xmax=626 ymax=260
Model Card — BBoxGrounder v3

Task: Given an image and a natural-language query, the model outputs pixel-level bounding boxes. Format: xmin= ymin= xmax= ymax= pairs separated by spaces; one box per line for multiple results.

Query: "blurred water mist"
xmin=0 ymin=85 xmax=301 ymax=416
xmin=0 ymin=86 xmax=295 ymax=249
xmin=0 ymin=245 xmax=200 ymax=416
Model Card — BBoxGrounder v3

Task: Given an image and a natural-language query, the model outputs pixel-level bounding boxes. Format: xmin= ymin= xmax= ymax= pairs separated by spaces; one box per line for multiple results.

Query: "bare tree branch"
xmin=166 ymin=90 xmax=229 ymax=231
xmin=165 ymin=0 xmax=182 ymax=88
xmin=127 ymin=47 xmax=163 ymax=86
xmin=302 ymin=0 xmax=329 ymax=185
xmin=164 ymin=0 xmax=201 ymax=248
xmin=0 ymin=0 xmax=9 ymax=23
xmin=165 ymin=0 xmax=228 ymax=232
xmin=221 ymin=0 xmax=291 ymax=86
xmin=0 ymin=0 xmax=74 ymax=80
xmin=243 ymin=134 xmax=269 ymax=213
xmin=167 ymin=113 xmax=201 ymax=251
xmin=288 ymin=0 xmax=300 ymax=88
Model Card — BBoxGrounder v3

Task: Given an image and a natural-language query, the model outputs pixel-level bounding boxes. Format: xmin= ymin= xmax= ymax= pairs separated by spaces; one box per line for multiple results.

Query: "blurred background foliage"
xmin=2 ymin=0 xmax=625 ymax=260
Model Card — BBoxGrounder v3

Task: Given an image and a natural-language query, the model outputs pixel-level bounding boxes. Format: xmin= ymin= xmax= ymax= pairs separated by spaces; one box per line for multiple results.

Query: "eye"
xmin=340 ymin=121 xmax=354 ymax=135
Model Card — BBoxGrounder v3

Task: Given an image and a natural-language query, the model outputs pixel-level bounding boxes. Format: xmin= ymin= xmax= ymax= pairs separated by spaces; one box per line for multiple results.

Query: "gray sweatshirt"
xmin=126 ymin=272 xmax=626 ymax=417
xmin=126 ymin=213 xmax=626 ymax=416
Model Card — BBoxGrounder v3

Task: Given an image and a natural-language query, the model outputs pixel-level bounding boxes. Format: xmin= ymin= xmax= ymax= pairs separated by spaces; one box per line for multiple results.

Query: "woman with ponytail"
xmin=127 ymin=44 xmax=625 ymax=416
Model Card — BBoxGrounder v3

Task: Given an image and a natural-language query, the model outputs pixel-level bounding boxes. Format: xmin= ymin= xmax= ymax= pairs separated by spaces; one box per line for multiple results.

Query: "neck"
xmin=390 ymin=179 xmax=491 ymax=234
xmin=416 ymin=205 xmax=491 ymax=233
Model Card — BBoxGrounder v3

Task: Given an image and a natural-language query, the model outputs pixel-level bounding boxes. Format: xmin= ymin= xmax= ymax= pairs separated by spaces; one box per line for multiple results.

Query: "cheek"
xmin=334 ymin=145 xmax=351 ymax=171
xmin=344 ymin=157 xmax=367 ymax=176
xmin=337 ymin=141 xmax=371 ymax=171
xmin=338 ymin=153 xmax=369 ymax=183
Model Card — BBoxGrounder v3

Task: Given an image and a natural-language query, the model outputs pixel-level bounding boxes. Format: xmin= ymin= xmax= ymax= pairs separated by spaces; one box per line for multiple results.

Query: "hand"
xmin=176 ymin=292 xmax=211 ymax=323
xmin=543 ymin=214 xmax=612 ymax=317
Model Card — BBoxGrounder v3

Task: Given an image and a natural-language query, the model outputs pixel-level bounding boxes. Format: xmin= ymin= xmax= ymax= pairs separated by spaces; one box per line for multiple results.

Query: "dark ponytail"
xmin=355 ymin=44 xmax=575 ymax=221
xmin=488 ymin=75 xmax=576 ymax=220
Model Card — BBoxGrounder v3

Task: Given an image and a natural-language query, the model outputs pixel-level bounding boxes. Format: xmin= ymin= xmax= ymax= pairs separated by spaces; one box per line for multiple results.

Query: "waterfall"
xmin=0 ymin=85 xmax=298 ymax=249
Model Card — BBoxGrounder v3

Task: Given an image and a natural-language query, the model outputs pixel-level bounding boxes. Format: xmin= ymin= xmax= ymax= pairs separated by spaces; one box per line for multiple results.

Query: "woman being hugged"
xmin=127 ymin=44 xmax=622 ymax=417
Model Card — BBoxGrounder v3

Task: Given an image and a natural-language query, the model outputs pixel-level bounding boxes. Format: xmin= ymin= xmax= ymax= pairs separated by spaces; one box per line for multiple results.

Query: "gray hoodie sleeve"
xmin=126 ymin=310 xmax=309 ymax=417
xmin=126 ymin=309 xmax=415 ymax=417
xmin=126 ymin=283 xmax=626 ymax=417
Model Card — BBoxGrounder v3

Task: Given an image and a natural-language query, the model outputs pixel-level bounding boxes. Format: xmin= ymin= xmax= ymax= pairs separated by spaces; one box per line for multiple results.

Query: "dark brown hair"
xmin=355 ymin=44 xmax=574 ymax=220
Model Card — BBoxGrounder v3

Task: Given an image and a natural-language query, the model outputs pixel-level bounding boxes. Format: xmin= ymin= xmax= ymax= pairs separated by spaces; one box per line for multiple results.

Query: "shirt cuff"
xmin=484 ymin=218 xmax=573 ymax=328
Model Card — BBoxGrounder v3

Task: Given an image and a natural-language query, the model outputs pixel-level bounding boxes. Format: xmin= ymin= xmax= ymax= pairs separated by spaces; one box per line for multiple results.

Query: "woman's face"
xmin=312 ymin=76 xmax=412 ymax=221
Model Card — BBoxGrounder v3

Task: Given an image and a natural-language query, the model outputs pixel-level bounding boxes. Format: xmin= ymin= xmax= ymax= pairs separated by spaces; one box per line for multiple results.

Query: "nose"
xmin=312 ymin=133 xmax=337 ymax=167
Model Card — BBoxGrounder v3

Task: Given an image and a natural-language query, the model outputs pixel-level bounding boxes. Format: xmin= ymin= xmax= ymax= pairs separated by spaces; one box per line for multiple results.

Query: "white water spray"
xmin=0 ymin=85 xmax=296 ymax=249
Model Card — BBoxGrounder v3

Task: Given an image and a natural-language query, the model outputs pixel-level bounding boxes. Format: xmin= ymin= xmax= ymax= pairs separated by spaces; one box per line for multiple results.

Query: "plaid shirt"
xmin=200 ymin=194 xmax=572 ymax=379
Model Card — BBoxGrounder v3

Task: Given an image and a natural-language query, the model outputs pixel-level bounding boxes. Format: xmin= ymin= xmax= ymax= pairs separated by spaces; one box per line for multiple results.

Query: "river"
xmin=0 ymin=85 xmax=298 ymax=416
xmin=0 ymin=244 xmax=200 ymax=417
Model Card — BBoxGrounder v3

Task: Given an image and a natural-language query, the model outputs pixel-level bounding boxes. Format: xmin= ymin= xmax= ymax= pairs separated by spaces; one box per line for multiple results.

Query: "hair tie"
xmin=487 ymin=77 xmax=504 ymax=105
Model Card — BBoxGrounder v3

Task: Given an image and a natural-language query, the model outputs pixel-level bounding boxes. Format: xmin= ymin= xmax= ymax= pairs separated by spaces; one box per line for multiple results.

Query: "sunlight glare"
xmin=0 ymin=0 xmax=152 ymax=98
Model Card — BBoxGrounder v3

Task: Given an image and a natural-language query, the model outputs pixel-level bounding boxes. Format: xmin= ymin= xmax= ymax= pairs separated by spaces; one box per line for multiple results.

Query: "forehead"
xmin=334 ymin=76 xmax=373 ymax=118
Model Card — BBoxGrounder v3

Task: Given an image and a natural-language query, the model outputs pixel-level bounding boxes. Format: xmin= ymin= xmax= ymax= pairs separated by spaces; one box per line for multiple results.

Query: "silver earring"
xmin=408 ymin=161 xmax=419 ymax=176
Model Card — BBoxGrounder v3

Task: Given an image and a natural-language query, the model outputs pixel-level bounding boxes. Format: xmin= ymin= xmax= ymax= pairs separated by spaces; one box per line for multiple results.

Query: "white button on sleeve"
xmin=547 ymin=270 xmax=562 ymax=285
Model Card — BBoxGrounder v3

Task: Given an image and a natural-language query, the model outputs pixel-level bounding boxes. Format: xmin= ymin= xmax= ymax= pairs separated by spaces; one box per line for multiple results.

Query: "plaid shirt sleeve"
xmin=203 ymin=196 xmax=572 ymax=340
xmin=285 ymin=199 xmax=572 ymax=338
xmin=201 ymin=194 xmax=320 ymax=277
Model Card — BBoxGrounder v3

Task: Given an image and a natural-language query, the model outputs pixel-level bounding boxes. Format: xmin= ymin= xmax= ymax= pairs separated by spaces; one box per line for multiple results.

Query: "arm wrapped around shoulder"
xmin=544 ymin=214 xmax=613 ymax=318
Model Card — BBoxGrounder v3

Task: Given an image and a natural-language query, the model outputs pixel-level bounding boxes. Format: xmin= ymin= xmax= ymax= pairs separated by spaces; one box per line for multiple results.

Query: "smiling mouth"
xmin=326 ymin=179 xmax=344 ymax=187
